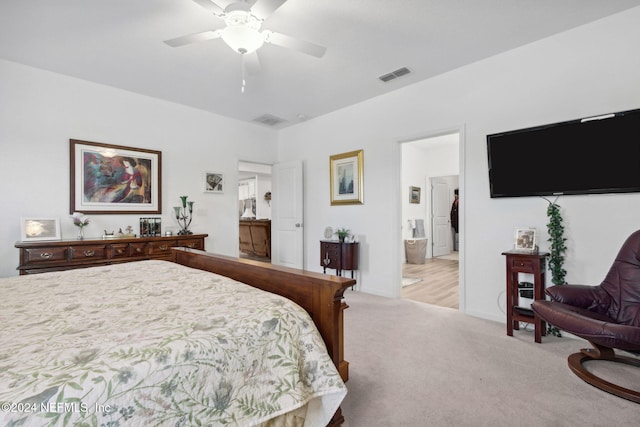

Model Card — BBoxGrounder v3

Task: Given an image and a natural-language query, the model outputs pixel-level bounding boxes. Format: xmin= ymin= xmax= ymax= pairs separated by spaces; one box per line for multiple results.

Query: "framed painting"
xmin=204 ymin=172 xmax=224 ymax=193
xmin=21 ymin=218 xmax=61 ymax=241
xmin=515 ymin=227 xmax=537 ymax=252
xmin=330 ymin=149 xmax=364 ymax=205
xmin=70 ymin=139 xmax=162 ymax=214
xmin=410 ymin=186 xmax=421 ymax=204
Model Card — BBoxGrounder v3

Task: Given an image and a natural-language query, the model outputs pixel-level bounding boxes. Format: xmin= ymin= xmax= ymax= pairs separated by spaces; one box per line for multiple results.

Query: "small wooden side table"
xmin=320 ymin=240 xmax=359 ymax=278
xmin=502 ymin=250 xmax=549 ymax=343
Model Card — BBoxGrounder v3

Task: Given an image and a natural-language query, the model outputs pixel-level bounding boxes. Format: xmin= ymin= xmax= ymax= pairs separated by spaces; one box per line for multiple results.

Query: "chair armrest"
xmin=545 ymin=284 xmax=611 ymax=314
xmin=545 ymin=285 xmax=599 ymax=307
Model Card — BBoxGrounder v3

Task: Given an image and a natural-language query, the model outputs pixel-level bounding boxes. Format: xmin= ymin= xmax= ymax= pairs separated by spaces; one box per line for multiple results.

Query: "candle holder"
xmin=174 ymin=196 xmax=194 ymax=235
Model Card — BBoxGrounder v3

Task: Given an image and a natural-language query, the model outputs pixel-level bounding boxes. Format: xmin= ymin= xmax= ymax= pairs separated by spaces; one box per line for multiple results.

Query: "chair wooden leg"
xmin=568 ymin=342 xmax=640 ymax=404
xmin=327 ymin=407 xmax=344 ymax=426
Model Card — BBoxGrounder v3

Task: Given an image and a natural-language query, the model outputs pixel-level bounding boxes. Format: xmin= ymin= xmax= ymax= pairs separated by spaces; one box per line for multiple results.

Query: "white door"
xmin=271 ymin=160 xmax=304 ymax=268
xmin=431 ymin=178 xmax=451 ymax=257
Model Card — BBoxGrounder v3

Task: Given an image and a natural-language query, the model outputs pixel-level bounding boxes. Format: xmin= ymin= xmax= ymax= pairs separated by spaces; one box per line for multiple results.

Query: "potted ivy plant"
xmin=334 ymin=228 xmax=350 ymax=243
xmin=544 ymin=197 xmax=567 ymax=337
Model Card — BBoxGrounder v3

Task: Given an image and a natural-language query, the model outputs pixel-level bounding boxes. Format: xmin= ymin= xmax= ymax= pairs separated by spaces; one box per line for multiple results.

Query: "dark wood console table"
xmin=320 ymin=240 xmax=359 ymax=278
xmin=16 ymin=234 xmax=207 ymax=275
xmin=502 ymin=250 xmax=549 ymax=343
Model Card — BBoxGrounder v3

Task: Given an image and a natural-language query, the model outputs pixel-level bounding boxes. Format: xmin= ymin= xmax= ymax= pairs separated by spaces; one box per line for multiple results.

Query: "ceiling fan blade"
xmin=250 ymin=0 xmax=288 ymax=20
xmin=192 ymin=0 xmax=225 ymax=15
xmin=164 ymin=30 xmax=222 ymax=47
xmin=263 ymin=30 xmax=326 ymax=58
xmin=243 ymin=51 xmax=261 ymax=76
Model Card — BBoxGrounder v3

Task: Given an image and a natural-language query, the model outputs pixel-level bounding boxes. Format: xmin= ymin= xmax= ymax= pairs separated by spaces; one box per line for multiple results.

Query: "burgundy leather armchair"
xmin=532 ymin=229 xmax=640 ymax=403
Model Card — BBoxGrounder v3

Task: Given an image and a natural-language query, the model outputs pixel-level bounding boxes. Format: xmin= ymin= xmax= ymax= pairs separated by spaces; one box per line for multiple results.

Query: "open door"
xmin=271 ymin=160 xmax=304 ymax=268
xmin=431 ymin=178 xmax=451 ymax=257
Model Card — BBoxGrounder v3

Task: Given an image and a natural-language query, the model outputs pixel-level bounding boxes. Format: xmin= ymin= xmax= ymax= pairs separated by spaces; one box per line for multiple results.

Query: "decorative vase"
xmin=339 ymin=235 xmax=345 ymax=243
xmin=77 ymin=226 xmax=84 ymax=240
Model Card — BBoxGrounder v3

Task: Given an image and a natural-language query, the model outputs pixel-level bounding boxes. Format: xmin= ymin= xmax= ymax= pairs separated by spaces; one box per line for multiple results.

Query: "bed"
xmin=0 ymin=248 xmax=354 ymax=426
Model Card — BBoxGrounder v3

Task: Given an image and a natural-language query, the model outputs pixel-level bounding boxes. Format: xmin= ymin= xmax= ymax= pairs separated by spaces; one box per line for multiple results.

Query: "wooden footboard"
xmin=171 ymin=248 xmax=354 ymax=382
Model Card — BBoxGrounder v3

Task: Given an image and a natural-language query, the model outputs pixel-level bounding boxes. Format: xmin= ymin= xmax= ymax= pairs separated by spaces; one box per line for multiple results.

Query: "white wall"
xmin=3 ymin=7 xmax=640 ymax=325
xmin=278 ymin=7 xmax=640 ymax=321
xmin=0 ymin=59 xmax=278 ymax=277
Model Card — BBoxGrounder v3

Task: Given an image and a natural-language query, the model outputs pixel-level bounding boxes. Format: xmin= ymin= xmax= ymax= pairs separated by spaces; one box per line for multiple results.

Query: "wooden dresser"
xmin=15 ymin=234 xmax=207 ymax=275
xmin=239 ymin=219 xmax=271 ymax=258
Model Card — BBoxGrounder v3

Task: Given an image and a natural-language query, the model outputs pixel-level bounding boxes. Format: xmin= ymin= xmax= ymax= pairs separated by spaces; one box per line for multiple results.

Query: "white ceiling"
xmin=1 ymin=0 xmax=639 ymax=128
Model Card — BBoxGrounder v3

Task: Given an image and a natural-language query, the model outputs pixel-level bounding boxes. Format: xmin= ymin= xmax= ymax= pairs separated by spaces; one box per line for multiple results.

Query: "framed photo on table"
xmin=70 ymin=139 xmax=162 ymax=214
xmin=330 ymin=149 xmax=364 ymax=206
xmin=21 ymin=218 xmax=61 ymax=241
xmin=515 ymin=227 xmax=537 ymax=252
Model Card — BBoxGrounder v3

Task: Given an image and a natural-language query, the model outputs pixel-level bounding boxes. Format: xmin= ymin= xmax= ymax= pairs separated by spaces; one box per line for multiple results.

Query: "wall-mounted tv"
xmin=487 ymin=108 xmax=640 ymax=198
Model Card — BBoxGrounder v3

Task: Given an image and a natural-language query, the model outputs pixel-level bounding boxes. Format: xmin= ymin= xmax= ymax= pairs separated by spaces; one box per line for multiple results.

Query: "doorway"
xmin=238 ymin=161 xmax=272 ymax=263
xmin=400 ymin=132 xmax=461 ymax=309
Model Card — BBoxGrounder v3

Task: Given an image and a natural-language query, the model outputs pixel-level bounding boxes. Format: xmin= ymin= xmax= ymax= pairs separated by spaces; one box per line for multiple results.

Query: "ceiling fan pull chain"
xmin=241 ymin=55 xmax=247 ymax=93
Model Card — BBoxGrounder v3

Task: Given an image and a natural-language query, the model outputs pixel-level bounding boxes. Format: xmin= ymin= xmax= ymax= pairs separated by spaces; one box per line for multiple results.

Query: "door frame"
xmin=237 ymin=160 xmax=274 ymax=259
xmin=396 ymin=126 xmax=466 ymax=312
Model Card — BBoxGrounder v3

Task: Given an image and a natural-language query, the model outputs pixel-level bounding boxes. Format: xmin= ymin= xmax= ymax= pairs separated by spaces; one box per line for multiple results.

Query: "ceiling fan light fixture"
xmin=220 ymin=2 xmax=264 ymax=54
xmin=166 ymin=0 xmax=327 ymax=59
xmin=221 ymin=25 xmax=264 ymax=54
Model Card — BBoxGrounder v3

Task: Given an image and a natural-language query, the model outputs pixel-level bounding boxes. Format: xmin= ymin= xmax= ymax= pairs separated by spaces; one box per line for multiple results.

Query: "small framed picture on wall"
xmin=410 ymin=186 xmax=421 ymax=204
xmin=204 ymin=172 xmax=224 ymax=193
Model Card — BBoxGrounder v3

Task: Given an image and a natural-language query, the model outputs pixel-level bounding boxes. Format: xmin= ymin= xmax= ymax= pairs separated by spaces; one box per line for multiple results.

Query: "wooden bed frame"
xmin=171 ymin=248 xmax=355 ymax=426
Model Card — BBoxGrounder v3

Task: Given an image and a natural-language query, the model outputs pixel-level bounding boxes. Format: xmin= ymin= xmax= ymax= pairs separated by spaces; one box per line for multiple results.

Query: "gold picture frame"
xmin=330 ymin=149 xmax=364 ymax=205
xmin=410 ymin=186 xmax=421 ymax=204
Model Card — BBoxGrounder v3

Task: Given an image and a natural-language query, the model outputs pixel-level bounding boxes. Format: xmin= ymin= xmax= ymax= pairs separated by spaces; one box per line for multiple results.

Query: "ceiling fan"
xmin=164 ymin=0 xmax=326 ymax=75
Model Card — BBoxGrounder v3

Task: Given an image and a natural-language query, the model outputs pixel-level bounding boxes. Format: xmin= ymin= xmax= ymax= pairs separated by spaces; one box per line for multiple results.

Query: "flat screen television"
xmin=487 ymin=108 xmax=640 ymax=198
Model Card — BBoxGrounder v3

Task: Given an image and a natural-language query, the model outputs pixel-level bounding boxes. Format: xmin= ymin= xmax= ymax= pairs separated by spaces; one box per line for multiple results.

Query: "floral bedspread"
xmin=0 ymin=260 xmax=346 ymax=426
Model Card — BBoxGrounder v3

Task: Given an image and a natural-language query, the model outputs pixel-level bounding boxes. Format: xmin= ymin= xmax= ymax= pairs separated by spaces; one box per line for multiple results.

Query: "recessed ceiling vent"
xmin=379 ymin=67 xmax=411 ymax=82
xmin=252 ymin=114 xmax=288 ymax=127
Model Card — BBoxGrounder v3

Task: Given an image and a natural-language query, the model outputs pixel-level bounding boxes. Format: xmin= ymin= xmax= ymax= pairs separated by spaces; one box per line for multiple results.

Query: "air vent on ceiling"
xmin=378 ymin=67 xmax=411 ymax=83
xmin=252 ymin=114 xmax=288 ymax=127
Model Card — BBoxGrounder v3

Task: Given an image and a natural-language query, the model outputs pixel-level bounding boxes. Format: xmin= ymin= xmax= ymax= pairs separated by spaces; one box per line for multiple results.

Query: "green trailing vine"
xmin=544 ymin=197 xmax=567 ymax=337
xmin=546 ymin=201 xmax=567 ymax=286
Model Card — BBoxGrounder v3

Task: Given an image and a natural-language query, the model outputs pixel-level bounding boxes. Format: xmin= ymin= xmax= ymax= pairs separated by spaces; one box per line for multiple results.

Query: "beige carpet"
xmin=340 ymin=291 xmax=639 ymax=427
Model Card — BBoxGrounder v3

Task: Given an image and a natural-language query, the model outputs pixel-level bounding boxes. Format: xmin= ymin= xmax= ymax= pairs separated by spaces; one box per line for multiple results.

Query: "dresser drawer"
xmin=147 ymin=240 xmax=175 ymax=255
xmin=130 ymin=242 xmax=147 ymax=257
xmin=178 ymin=238 xmax=203 ymax=250
xmin=320 ymin=242 xmax=341 ymax=269
xmin=69 ymin=244 xmax=107 ymax=261
xmin=24 ymin=247 xmax=67 ymax=263
xmin=110 ymin=243 xmax=131 ymax=258
xmin=510 ymin=258 xmax=534 ymax=272
xmin=321 ymin=243 xmax=341 ymax=257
